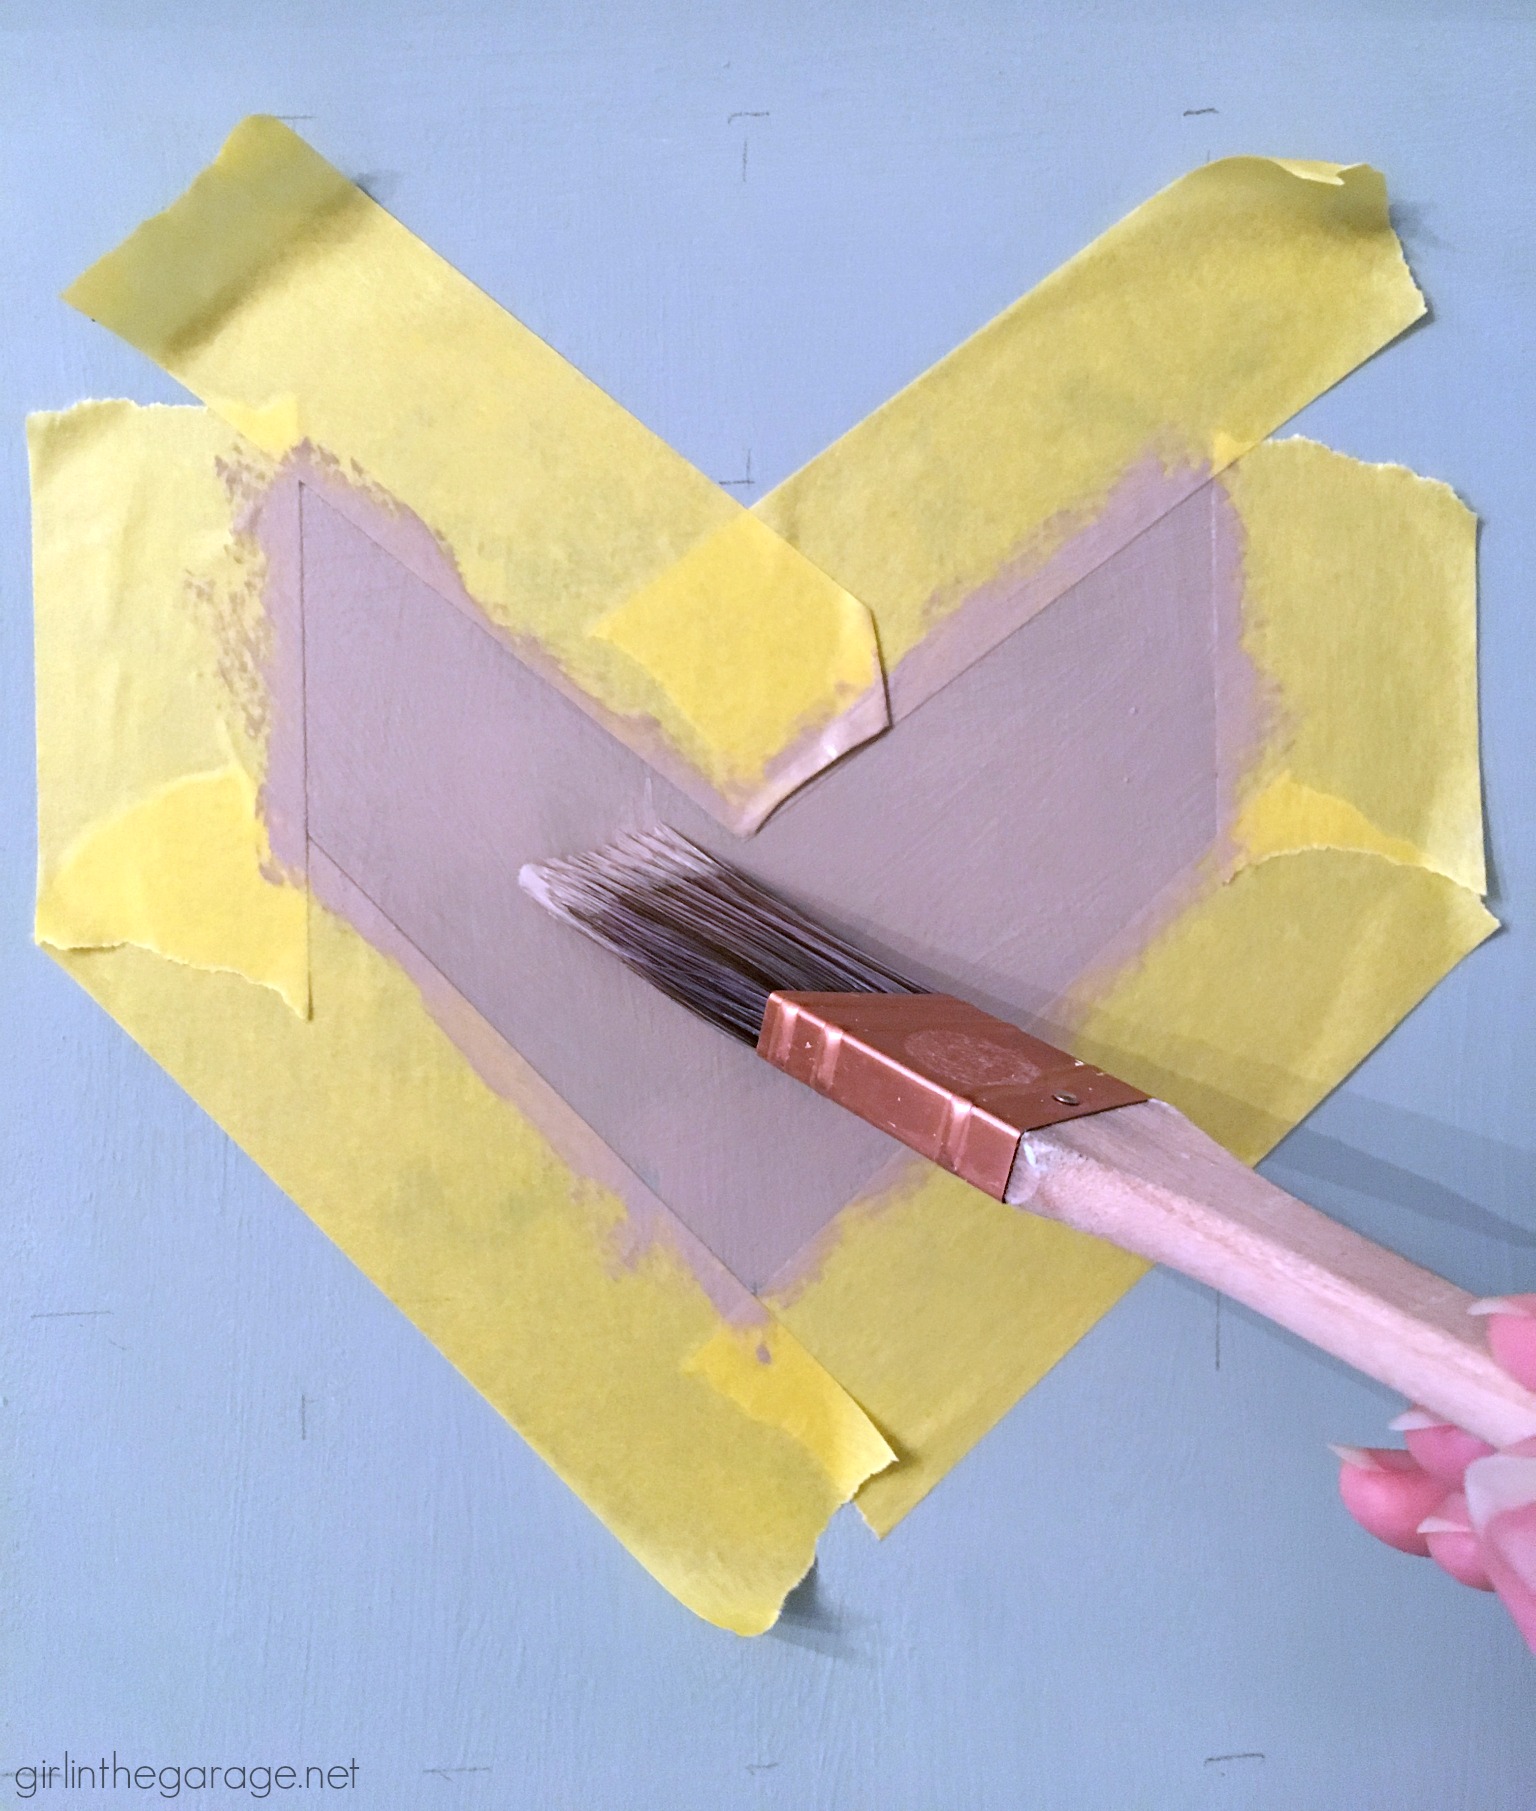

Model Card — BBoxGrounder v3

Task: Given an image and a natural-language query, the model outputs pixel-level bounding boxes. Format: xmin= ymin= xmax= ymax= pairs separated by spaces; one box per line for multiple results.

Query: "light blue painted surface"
xmin=3 ymin=5 xmax=1534 ymax=1805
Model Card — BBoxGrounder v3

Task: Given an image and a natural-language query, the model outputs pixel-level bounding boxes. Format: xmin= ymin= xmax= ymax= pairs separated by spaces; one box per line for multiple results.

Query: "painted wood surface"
xmin=5 ymin=5 xmax=1536 ymax=1807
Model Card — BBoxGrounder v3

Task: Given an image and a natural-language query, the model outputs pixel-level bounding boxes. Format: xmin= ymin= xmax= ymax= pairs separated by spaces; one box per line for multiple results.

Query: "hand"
xmin=1332 ymin=1296 xmax=1536 ymax=1649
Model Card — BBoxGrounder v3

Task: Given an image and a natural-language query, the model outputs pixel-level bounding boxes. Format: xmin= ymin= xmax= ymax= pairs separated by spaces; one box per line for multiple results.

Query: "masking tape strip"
xmin=1063 ymin=436 xmax=1495 ymax=1163
xmin=756 ymin=158 xmax=1425 ymax=721
xmin=1224 ymin=437 xmax=1485 ymax=896
xmin=766 ymin=439 xmax=1493 ymax=1532
xmin=40 ymin=139 xmax=1490 ymax=1571
xmin=31 ymin=399 xmax=892 ymax=1635
xmin=30 ymin=400 xmax=310 ymax=1012
xmin=64 ymin=115 xmax=887 ymax=832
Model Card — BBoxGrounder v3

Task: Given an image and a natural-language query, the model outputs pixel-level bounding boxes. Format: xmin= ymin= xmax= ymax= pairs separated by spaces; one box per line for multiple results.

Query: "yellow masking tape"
xmin=1223 ymin=437 xmax=1484 ymax=893
xmin=590 ymin=509 xmax=883 ymax=788
xmin=36 ymin=765 xmax=309 ymax=1015
xmin=768 ymin=1160 xmax=1148 ymax=1534
xmin=1072 ymin=851 xmax=1495 ymax=1164
xmin=685 ymin=1321 xmax=897 ymax=1501
xmin=757 ymin=158 xmax=1424 ymax=693
xmin=40 ymin=140 xmax=1491 ymax=1584
xmin=1067 ymin=439 xmax=1493 ymax=1162
xmin=29 ymin=402 xmax=276 ymax=852
xmin=59 ymin=923 xmax=890 ymax=1635
xmin=64 ymin=115 xmax=884 ymax=824
xmin=32 ymin=399 xmax=891 ymax=1635
xmin=30 ymin=401 xmax=308 ymax=1011
xmin=772 ymin=439 xmax=1492 ymax=1522
xmin=1238 ymin=772 xmax=1431 ymax=874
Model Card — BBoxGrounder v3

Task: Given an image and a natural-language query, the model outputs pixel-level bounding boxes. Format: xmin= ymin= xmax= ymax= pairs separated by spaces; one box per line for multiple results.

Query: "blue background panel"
xmin=3 ymin=5 xmax=1534 ymax=1806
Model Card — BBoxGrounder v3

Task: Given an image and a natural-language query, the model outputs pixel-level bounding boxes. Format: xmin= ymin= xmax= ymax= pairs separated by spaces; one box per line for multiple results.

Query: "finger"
xmin=1416 ymin=1491 xmax=1494 ymax=1591
xmin=1465 ymin=1454 xmax=1536 ymax=1652
xmin=1389 ymin=1408 xmax=1495 ymax=1485
xmin=1467 ymin=1296 xmax=1536 ymax=1392
xmin=1332 ymin=1445 xmax=1447 ymax=1557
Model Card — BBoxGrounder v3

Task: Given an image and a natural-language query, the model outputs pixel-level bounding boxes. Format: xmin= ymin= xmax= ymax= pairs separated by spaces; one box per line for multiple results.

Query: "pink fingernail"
xmin=1390 ymin=1408 xmax=1448 ymax=1433
xmin=1419 ymin=1493 xmax=1495 ymax=1590
xmin=1485 ymin=1515 xmax=1536 ymax=1593
xmin=1329 ymin=1443 xmax=1386 ymax=1471
xmin=1465 ymin=1455 xmax=1536 ymax=1538
xmin=1466 ymin=1463 xmax=1536 ymax=1638
xmin=1330 ymin=1443 xmax=1378 ymax=1470
xmin=1418 ymin=1511 xmax=1472 ymax=1536
xmin=1468 ymin=1296 xmax=1536 ymax=1319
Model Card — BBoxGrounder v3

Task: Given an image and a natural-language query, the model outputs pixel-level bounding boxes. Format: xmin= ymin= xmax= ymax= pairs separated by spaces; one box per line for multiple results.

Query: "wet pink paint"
xmin=256 ymin=451 xmax=1263 ymax=1295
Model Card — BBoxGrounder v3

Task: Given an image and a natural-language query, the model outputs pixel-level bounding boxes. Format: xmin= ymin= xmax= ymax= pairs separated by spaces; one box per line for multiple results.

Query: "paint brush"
xmin=520 ymin=828 xmax=1536 ymax=1448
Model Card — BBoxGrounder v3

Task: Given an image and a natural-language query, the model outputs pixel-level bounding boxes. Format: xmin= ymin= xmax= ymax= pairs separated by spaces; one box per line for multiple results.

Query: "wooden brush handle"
xmin=1006 ymin=1098 xmax=1536 ymax=1448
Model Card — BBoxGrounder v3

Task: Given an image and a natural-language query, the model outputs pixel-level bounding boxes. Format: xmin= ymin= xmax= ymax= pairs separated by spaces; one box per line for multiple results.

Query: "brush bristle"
xmin=519 ymin=826 xmax=921 ymax=1043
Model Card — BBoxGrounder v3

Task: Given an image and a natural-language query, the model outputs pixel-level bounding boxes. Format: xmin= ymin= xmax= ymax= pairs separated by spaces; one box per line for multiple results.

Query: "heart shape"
xmin=32 ymin=120 xmax=1492 ymax=1630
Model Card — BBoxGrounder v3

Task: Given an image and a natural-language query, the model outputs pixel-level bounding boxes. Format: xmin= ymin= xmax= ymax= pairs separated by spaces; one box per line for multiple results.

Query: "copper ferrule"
xmin=756 ymin=992 xmax=1148 ymax=1200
